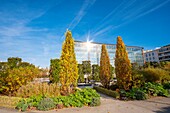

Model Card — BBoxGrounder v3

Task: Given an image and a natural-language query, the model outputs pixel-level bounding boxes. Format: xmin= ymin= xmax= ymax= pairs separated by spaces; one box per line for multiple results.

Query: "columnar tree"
xmin=78 ymin=64 xmax=84 ymax=83
xmin=59 ymin=30 xmax=78 ymax=94
xmin=92 ymin=64 xmax=100 ymax=82
xmin=100 ymin=44 xmax=110 ymax=88
xmin=82 ymin=61 xmax=91 ymax=75
xmin=110 ymin=65 xmax=115 ymax=80
xmin=82 ymin=61 xmax=91 ymax=82
xmin=115 ymin=36 xmax=132 ymax=90
xmin=49 ymin=59 xmax=60 ymax=83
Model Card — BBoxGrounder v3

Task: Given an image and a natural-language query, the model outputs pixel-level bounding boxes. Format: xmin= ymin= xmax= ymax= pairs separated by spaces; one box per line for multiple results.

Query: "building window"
xmin=149 ymin=53 xmax=151 ymax=56
xmin=152 ymin=53 xmax=154 ymax=56
xmin=145 ymin=54 xmax=148 ymax=57
xmin=153 ymin=57 xmax=155 ymax=60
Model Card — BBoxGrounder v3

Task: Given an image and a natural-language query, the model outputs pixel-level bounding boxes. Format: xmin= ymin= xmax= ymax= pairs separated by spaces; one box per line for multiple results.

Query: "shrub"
xmin=16 ymin=99 xmax=29 ymax=112
xmin=37 ymin=98 xmax=55 ymax=111
xmin=120 ymin=88 xmax=147 ymax=100
xmin=16 ymin=83 xmax=60 ymax=98
xmin=109 ymin=84 xmax=119 ymax=90
xmin=141 ymin=68 xmax=170 ymax=83
xmin=163 ymin=62 xmax=170 ymax=71
xmin=80 ymin=88 xmax=100 ymax=106
xmin=163 ymin=82 xmax=170 ymax=89
xmin=135 ymin=90 xmax=147 ymax=100
xmin=143 ymin=82 xmax=169 ymax=97
xmin=131 ymin=69 xmax=145 ymax=88
xmin=119 ymin=82 xmax=169 ymax=100
xmin=16 ymin=88 xmax=100 ymax=111
xmin=94 ymin=86 xmax=120 ymax=98
xmin=0 ymin=66 xmax=39 ymax=95
xmin=124 ymin=88 xmax=147 ymax=100
xmin=16 ymin=95 xmax=44 ymax=111
xmin=52 ymin=88 xmax=100 ymax=108
xmin=90 ymin=97 xmax=101 ymax=107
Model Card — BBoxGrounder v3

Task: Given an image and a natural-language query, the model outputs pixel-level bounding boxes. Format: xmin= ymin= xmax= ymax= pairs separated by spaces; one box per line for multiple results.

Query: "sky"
xmin=0 ymin=0 xmax=170 ymax=68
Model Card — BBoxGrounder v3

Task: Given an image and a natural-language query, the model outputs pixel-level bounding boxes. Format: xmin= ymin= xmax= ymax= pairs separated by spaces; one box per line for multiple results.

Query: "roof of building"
xmin=74 ymin=40 xmax=144 ymax=49
xmin=162 ymin=44 xmax=170 ymax=48
xmin=144 ymin=49 xmax=159 ymax=53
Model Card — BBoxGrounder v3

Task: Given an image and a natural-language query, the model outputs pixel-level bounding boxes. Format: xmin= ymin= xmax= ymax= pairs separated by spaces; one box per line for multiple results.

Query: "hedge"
xmin=93 ymin=86 xmax=120 ymax=98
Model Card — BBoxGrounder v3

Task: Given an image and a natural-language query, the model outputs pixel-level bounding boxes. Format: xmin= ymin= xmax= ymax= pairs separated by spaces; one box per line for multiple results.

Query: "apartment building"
xmin=144 ymin=44 xmax=170 ymax=63
xmin=144 ymin=49 xmax=159 ymax=63
xmin=158 ymin=44 xmax=170 ymax=62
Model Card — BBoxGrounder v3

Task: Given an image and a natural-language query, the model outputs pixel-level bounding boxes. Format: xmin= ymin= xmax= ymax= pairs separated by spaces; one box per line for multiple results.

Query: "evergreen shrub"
xmin=94 ymin=86 xmax=120 ymax=98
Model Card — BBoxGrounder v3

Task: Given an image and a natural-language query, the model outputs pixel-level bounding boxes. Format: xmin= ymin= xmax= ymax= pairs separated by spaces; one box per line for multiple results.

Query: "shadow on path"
xmin=154 ymin=106 xmax=170 ymax=113
xmin=146 ymin=100 xmax=170 ymax=105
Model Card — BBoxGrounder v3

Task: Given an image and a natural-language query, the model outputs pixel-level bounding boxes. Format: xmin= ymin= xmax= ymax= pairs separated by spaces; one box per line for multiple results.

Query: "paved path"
xmin=0 ymin=94 xmax=170 ymax=113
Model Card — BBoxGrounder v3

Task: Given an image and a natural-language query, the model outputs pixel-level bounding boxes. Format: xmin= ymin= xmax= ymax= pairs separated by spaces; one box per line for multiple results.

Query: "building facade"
xmin=158 ymin=44 xmax=170 ymax=62
xmin=144 ymin=44 xmax=170 ymax=63
xmin=144 ymin=49 xmax=159 ymax=63
xmin=74 ymin=41 xmax=144 ymax=66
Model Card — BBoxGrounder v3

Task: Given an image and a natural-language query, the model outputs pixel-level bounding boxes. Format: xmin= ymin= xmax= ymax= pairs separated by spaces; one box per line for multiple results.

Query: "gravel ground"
xmin=0 ymin=94 xmax=170 ymax=113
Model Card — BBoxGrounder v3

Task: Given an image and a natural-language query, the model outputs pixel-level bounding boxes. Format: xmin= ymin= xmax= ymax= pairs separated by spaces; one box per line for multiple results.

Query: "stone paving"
xmin=0 ymin=94 xmax=170 ymax=113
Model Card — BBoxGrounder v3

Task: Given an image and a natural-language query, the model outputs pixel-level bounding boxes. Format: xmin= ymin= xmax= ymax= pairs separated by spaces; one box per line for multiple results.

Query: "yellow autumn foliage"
xmin=59 ymin=30 xmax=79 ymax=95
xmin=100 ymin=44 xmax=111 ymax=88
xmin=115 ymin=36 xmax=132 ymax=90
xmin=0 ymin=66 xmax=39 ymax=95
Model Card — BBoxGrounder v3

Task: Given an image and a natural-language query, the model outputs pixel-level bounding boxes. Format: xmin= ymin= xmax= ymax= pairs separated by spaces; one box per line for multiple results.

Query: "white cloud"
xmin=0 ymin=25 xmax=48 ymax=37
xmin=91 ymin=0 xmax=170 ymax=37
xmin=155 ymin=47 xmax=160 ymax=50
xmin=68 ymin=0 xmax=96 ymax=30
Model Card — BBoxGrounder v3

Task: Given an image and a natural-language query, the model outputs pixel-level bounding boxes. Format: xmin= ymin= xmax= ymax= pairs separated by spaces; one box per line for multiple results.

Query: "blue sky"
xmin=0 ymin=0 xmax=170 ymax=67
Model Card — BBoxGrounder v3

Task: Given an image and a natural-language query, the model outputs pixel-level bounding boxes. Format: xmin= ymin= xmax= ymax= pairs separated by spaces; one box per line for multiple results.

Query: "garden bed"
xmin=94 ymin=82 xmax=170 ymax=101
xmin=0 ymin=88 xmax=101 ymax=112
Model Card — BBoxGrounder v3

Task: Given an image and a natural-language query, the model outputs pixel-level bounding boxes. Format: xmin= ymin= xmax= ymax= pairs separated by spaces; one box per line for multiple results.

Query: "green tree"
xmin=19 ymin=62 xmax=35 ymax=68
xmin=100 ymin=44 xmax=111 ymax=88
xmin=92 ymin=64 xmax=100 ymax=82
xmin=115 ymin=36 xmax=132 ymax=90
xmin=82 ymin=61 xmax=91 ymax=75
xmin=59 ymin=30 xmax=78 ymax=95
xmin=82 ymin=61 xmax=91 ymax=82
xmin=78 ymin=64 xmax=85 ymax=83
xmin=110 ymin=65 xmax=115 ymax=80
xmin=49 ymin=59 xmax=60 ymax=83
xmin=7 ymin=57 xmax=22 ymax=69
